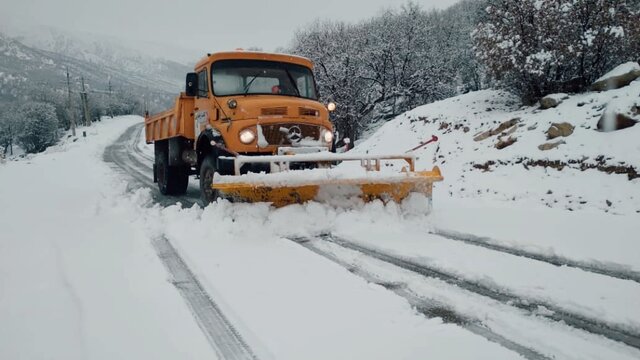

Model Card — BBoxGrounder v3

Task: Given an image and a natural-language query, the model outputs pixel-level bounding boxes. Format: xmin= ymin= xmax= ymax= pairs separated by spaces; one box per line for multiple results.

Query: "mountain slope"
xmin=0 ymin=33 xmax=189 ymax=110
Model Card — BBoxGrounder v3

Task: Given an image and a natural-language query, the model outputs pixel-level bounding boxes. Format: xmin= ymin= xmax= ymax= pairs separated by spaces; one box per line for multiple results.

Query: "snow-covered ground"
xmin=2 ymin=77 xmax=639 ymax=359
xmin=0 ymin=117 xmax=521 ymax=359
xmin=0 ymin=117 xmax=215 ymax=359
xmin=348 ymin=80 xmax=640 ymax=273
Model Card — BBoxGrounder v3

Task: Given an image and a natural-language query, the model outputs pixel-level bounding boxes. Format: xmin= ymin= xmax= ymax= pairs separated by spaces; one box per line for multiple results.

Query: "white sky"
xmin=0 ymin=0 xmax=460 ymax=52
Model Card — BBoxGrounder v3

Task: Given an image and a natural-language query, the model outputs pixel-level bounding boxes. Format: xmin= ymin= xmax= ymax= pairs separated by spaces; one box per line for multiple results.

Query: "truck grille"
xmin=260 ymin=124 xmax=320 ymax=145
xmin=261 ymin=107 xmax=288 ymax=116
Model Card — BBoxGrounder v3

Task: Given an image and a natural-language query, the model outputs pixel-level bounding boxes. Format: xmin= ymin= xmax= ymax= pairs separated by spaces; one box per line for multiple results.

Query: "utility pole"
xmin=7 ymin=121 xmax=13 ymax=156
xmin=80 ymin=77 xmax=91 ymax=126
xmin=66 ymin=67 xmax=77 ymax=136
xmin=108 ymin=76 xmax=114 ymax=118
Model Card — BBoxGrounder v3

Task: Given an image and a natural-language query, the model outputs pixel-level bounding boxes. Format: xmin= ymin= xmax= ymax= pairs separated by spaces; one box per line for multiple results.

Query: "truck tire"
xmin=199 ymin=154 xmax=220 ymax=205
xmin=157 ymin=150 xmax=189 ymax=195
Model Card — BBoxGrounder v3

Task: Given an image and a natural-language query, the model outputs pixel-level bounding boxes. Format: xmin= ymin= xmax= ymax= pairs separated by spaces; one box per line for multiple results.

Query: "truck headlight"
xmin=239 ymin=129 xmax=256 ymax=144
xmin=322 ymin=129 xmax=334 ymax=144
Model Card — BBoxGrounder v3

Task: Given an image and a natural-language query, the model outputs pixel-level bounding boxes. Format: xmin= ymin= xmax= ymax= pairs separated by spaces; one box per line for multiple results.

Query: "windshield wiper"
xmin=283 ymin=68 xmax=300 ymax=97
xmin=243 ymin=71 xmax=262 ymax=94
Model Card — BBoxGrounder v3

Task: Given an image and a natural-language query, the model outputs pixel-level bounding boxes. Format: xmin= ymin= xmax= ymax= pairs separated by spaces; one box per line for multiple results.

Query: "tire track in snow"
xmin=105 ymin=123 xmax=258 ymax=359
xmin=104 ymin=123 xmax=200 ymax=208
xmin=152 ymin=236 xmax=258 ymax=360
xmin=313 ymin=234 xmax=640 ymax=351
xmin=431 ymin=228 xmax=640 ymax=284
xmin=290 ymin=236 xmax=552 ymax=360
xmin=131 ymin=123 xmax=155 ymax=163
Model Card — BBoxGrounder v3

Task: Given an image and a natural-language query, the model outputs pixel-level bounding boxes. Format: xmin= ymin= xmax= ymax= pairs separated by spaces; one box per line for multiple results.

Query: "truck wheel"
xmin=157 ymin=151 xmax=189 ymax=195
xmin=199 ymin=154 xmax=220 ymax=205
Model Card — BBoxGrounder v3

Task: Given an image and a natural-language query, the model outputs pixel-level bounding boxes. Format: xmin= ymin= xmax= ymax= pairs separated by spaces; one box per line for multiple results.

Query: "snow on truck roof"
xmin=194 ymin=51 xmax=314 ymax=70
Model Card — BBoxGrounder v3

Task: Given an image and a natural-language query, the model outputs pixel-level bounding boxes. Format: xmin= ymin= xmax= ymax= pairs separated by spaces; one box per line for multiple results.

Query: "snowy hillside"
xmin=352 ymin=78 xmax=640 ymax=215
xmin=9 ymin=26 xmax=193 ymax=87
xmin=9 ymin=25 xmax=201 ymax=66
xmin=0 ymin=32 xmax=186 ymax=109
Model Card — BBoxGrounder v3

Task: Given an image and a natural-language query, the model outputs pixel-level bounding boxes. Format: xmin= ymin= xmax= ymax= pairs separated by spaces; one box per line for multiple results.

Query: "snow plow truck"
xmin=144 ymin=51 xmax=443 ymax=206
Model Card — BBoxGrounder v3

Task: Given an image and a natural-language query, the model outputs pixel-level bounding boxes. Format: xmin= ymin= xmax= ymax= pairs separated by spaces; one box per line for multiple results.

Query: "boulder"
xmin=495 ymin=136 xmax=517 ymax=149
xmin=591 ymin=62 xmax=640 ymax=91
xmin=473 ymin=131 xmax=492 ymax=142
xmin=540 ymin=93 xmax=569 ymax=109
xmin=538 ymin=140 xmax=566 ymax=151
xmin=473 ymin=118 xmax=519 ymax=141
xmin=597 ymin=112 xmax=637 ymax=132
xmin=546 ymin=122 xmax=574 ymax=139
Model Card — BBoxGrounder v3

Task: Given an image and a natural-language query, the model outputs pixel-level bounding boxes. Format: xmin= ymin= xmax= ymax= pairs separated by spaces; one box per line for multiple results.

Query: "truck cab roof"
xmin=194 ymin=51 xmax=314 ymax=71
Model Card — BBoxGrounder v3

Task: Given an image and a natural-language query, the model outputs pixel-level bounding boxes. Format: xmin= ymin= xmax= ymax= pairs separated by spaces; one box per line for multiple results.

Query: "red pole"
xmin=405 ymin=135 xmax=438 ymax=153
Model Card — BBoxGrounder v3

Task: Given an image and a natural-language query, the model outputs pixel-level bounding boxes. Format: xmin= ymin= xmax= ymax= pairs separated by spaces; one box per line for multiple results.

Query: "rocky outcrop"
xmin=538 ymin=140 xmax=566 ymax=151
xmin=591 ymin=62 xmax=640 ymax=91
xmin=495 ymin=136 xmax=517 ymax=149
xmin=546 ymin=122 xmax=574 ymax=139
xmin=540 ymin=93 xmax=569 ymax=109
xmin=474 ymin=118 xmax=519 ymax=141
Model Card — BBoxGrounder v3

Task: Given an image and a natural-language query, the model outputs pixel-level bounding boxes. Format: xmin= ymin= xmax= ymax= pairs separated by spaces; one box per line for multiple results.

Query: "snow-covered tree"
xmin=290 ymin=1 xmax=486 ymax=139
xmin=0 ymin=105 xmax=20 ymax=156
xmin=473 ymin=0 xmax=640 ymax=103
xmin=15 ymin=102 xmax=60 ymax=153
xmin=291 ymin=21 xmax=368 ymax=140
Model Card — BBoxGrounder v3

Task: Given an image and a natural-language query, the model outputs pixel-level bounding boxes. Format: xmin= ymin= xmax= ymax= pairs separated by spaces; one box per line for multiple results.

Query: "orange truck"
xmin=145 ymin=50 xmax=442 ymax=206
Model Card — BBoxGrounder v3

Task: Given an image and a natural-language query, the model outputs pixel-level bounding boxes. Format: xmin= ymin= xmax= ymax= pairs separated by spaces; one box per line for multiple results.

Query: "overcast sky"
xmin=0 ymin=0 xmax=460 ymax=53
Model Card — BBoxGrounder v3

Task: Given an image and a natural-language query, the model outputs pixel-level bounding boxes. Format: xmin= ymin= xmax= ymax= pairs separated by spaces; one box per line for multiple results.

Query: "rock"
xmin=538 ymin=139 xmax=566 ymax=151
xmin=495 ymin=136 xmax=517 ymax=149
xmin=546 ymin=122 xmax=575 ymax=139
xmin=591 ymin=62 xmax=640 ymax=91
xmin=632 ymin=105 xmax=639 ymax=116
xmin=597 ymin=112 xmax=637 ymax=132
xmin=473 ymin=131 xmax=491 ymax=141
xmin=540 ymin=93 xmax=569 ymax=109
xmin=474 ymin=118 xmax=519 ymax=141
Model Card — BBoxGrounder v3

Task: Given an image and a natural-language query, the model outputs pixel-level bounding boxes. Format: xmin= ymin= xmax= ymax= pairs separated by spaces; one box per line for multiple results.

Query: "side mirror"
xmin=185 ymin=73 xmax=197 ymax=97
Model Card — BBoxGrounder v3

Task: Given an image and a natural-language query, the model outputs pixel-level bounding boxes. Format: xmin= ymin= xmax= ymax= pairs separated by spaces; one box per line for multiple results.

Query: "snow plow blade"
xmin=212 ymin=153 xmax=443 ymax=207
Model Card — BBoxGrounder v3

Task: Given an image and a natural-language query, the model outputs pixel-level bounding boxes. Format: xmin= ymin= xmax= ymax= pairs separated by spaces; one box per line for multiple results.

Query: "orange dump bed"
xmin=144 ymin=93 xmax=195 ymax=144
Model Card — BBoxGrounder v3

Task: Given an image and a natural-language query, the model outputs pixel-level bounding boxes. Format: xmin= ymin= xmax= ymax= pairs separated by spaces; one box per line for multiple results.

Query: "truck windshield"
xmin=211 ymin=59 xmax=318 ymax=100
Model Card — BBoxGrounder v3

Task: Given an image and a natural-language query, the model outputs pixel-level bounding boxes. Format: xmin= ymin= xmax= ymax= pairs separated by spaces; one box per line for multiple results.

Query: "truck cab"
xmin=145 ymin=51 xmax=335 ymax=202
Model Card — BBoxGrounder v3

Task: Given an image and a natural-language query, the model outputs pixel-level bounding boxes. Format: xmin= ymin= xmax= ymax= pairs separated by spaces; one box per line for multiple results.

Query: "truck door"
xmin=194 ymin=68 xmax=210 ymax=139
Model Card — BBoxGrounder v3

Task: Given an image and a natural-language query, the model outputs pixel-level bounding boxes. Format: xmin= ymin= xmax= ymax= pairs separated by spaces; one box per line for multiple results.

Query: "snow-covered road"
xmin=1 ymin=117 xmax=639 ymax=360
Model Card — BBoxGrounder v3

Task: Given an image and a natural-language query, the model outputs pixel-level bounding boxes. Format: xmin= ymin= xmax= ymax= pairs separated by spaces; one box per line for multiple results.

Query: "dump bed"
xmin=144 ymin=93 xmax=195 ymax=144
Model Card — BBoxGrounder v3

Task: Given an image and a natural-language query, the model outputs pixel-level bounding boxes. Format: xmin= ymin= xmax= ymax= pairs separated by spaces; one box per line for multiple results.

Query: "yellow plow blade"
xmin=212 ymin=167 xmax=443 ymax=207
